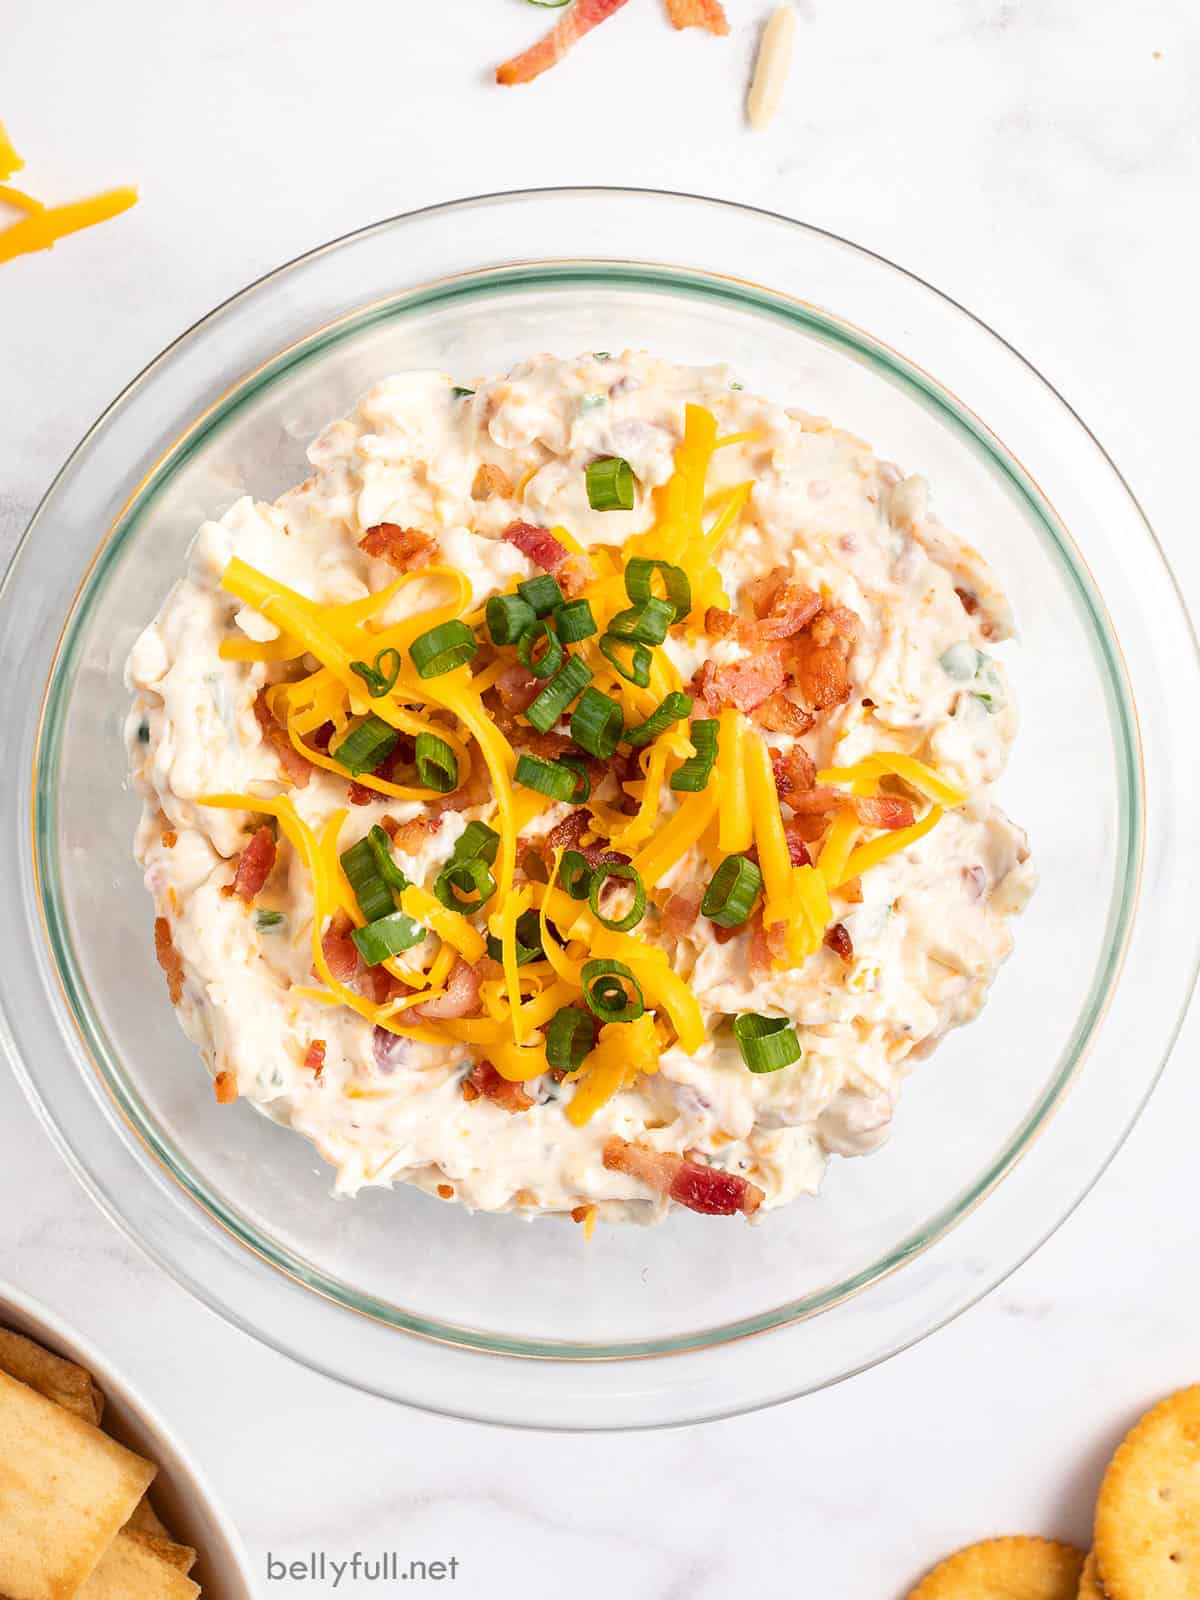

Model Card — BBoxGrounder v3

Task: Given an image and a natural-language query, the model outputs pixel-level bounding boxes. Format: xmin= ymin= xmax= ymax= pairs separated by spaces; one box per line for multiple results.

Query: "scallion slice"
xmin=585 ymin=456 xmax=635 ymax=512
xmin=570 ymin=687 xmax=624 ymax=759
xmin=598 ymin=633 xmax=651 ymax=688
xmin=623 ymin=690 xmax=693 ymax=747
xmin=409 ymin=620 xmax=478 ymax=678
xmin=559 ymin=850 xmax=594 ymax=900
xmin=518 ymin=574 xmax=565 ymax=618
xmin=367 ymin=825 xmax=410 ymax=894
xmin=552 ymin=598 xmax=597 ymax=643
xmin=349 ymin=646 xmax=402 ymax=699
xmin=670 ymin=718 xmax=719 ymax=792
xmin=546 ymin=1007 xmax=593 ymax=1072
xmin=340 ymin=838 xmax=396 ymax=923
xmin=350 ymin=910 xmax=426 ymax=966
xmin=580 ymin=958 xmax=644 ymax=1024
xmin=434 ymin=856 xmax=496 ymax=913
xmin=588 ymin=862 xmax=646 ymax=933
xmin=624 ymin=558 xmax=691 ymax=622
xmin=255 ymin=910 xmax=285 ymax=931
xmin=450 ymin=820 xmax=500 ymax=867
xmin=486 ymin=909 xmax=545 ymax=967
xmin=414 ymin=732 xmax=458 ymax=794
xmin=559 ymin=755 xmax=592 ymax=804
xmin=607 ymin=597 xmax=674 ymax=646
xmin=487 ymin=592 xmax=536 ymax=647
xmin=331 ymin=714 xmax=399 ymax=778
xmin=451 ymin=385 xmax=475 ymax=398
xmin=514 ymin=752 xmax=583 ymax=803
xmin=731 ymin=1013 xmax=803 ymax=1074
xmin=701 ymin=854 xmax=763 ymax=928
xmin=517 ymin=618 xmax=564 ymax=680
xmin=525 ymin=654 xmax=593 ymax=733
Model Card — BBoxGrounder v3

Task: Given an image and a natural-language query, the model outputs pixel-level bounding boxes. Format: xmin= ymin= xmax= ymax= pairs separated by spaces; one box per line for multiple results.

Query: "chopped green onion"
xmin=731 ymin=1013 xmax=803 ymax=1074
xmin=514 ymin=753 xmax=583 ymax=803
xmin=451 ymin=386 xmax=475 ymax=398
xmin=559 ymin=850 xmax=594 ymax=900
xmin=546 ymin=1007 xmax=593 ymax=1072
xmin=409 ymin=620 xmax=478 ymax=678
xmin=592 ymin=351 xmax=612 ymax=361
xmin=552 ymin=598 xmax=597 ymax=643
xmin=607 ymin=597 xmax=674 ymax=647
xmin=136 ymin=719 xmax=150 ymax=743
xmin=558 ymin=755 xmax=592 ymax=804
xmin=527 ymin=0 xmax=569 ymax=7
xmin=598 ymin=633 xmax=651 ymax=688
xmin=570 ymin=687 xmax=623 ymax=759
xmin=349 ymin=646 xmax=402 ymax=698
xmin=331 ymin=714 xmax=399 ymax=778
xmin=486 ymin=909 xmax=545 ymax=966
xmin=586 ymin=456 xmax=635 ymax=512
xmin=434 ymin=856 xmax=496 ymax=913
xmin=450 ymin=820 xmax=500 ymax=867
xmin=525 ymin=654 xmax=593 ymax=733
xmin=350 ymin=910 xmax=426 ymax=966
xmin=670 ymin=719 xmax=719 ymax=792
xmin=518 ymin=574 xmax=565 ymax=618
xmin=701 ymin=855 xmax=763 ymax=928
xmin=487 ymin=593 xmax=536 ymax=647
xmin=340 ymin=838 xmax=396 ymax=923
xmin=624 ymin=691 xmax=693 ymax=748
xmin=517 ymin=618 xmax=564 ymax=680
xmin=367 ymin=825 xmax=410 ymax=893
xmin=255 ymin=910 xmax=285 ymax=931
xmin=588 ymin=862 xmax=646 ymax=933
xmin=580 ymin=959 xmax=644 ymax=1024
xmin=624 ymin=558 xmax=691 ymax=621
xmin=414 ymin=732 xmax=458 ymax=794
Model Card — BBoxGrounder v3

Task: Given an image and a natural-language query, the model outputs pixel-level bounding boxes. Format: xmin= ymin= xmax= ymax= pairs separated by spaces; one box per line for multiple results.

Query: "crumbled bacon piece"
xmin=661 ymin=888 xmax=702 ymax=940
xmin=494 ymin=663 xmax=542 ymax=714
xmin=851 ymin=794 xmax=915 ymax=830
xmin=231 ymin=825 xmax=276 ymax=903
xmin=842 ymin=876 xmax=863 ymax=904
xmin=780 ymin=786 xmax=841 ymax=815
xmin=665 ymin=0 xmax=730 ymax=34
xmin=496 ymin=0 xmax=633 ymax=86
xmin=545 ymin=808 xmax=591 ymax=856
xmin=154 ymin=916 xmax=184 ymax=1006
xmin=381 ymin=813 xmax=443 ymax=852
xmin=770 ymin=743 xmax=817 ymax=808
xmin=437 ymin=1183 xmax=455 ymax=1200
xmin=824 ymin=923 xmax=853 ymax=961
xmin=464 ymin=1059 xmax=534 ymax=1114
xmin=752 ymin=693 xmax=815 ymax=736
xmin=746 ymin=569 xmax=822 ymax=640
xmin=320 ymin=911 xmax=359 ymax=987
xmin=253 ymin=692 xmax=313 ymax=788
xmin=693 ymin=650 xmax=786 ymax=713
xmin=214 ymin=1070 xmax=238 ymax=1104
xmin=410 ymin=958 xmax=482 ymax=1021
xmin=603 ymin=1136 xmax=764 ymax=1218
xmin=303 ymin=1039 xmax=327 ymax=1077
xmin=347 ymin=781 xmax=374 ymax=806
xmin=783 ymin=824 xmax=813 ymax=867
xmin=704 ymin=606 xmax=739 ymax=640
xmin=502 ymin=519 xmax=569 ymax=571
xmin=161 ymin=829 xmax=177 ymax=849
xmin=472 ymin=463 xmax=514 ymax=501
xmin=359 ymin=523 xmax=438 ymax=571
xmin=431 ymin=761 xmax=491 ymax=814
xmin=955 ymin=586 xmax=980 ymax=616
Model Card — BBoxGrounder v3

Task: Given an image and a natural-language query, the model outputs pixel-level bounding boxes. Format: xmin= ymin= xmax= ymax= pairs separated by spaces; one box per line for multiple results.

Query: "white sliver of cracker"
xmin=748 ymin=5 xmax=796 ymax=130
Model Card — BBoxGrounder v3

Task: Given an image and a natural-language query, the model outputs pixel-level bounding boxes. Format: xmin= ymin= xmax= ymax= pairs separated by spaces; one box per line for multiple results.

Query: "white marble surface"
xmin=2 ymin=1 xmax=1198 ymax=1594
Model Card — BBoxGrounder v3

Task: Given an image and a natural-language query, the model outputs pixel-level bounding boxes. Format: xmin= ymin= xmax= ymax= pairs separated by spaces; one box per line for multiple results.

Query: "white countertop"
xmin=2 ymin=2 xmax=1198 ymax=1594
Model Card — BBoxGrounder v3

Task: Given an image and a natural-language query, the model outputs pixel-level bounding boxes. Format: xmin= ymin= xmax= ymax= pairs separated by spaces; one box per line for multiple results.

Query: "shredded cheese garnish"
xmin=0 ymin=188 xmax=137 ymax=265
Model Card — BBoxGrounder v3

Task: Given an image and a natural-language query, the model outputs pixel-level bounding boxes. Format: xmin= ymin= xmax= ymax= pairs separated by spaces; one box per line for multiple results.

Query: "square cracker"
xmin=0 ymin=1329 xmax=104 ymax=1426
xmin=0 ymin=1371 xmax=154 ymax=1600
xmin=124 ymin=1527 xmax=197 ymax=1576
xmin=76 ymin=1532 xmax=200 ymax=1599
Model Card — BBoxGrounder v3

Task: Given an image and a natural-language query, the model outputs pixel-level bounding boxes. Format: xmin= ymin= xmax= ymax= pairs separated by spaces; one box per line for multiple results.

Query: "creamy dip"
xmin=126 ymin=352 xmax=1034 ymax=1223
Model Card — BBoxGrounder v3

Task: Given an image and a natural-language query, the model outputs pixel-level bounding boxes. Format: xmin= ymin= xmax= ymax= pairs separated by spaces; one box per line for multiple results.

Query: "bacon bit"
xmin=347 ymin=781 xmax=374 ymax=806
xmin=780 ymin=785 xmax=841 ymax=815
xmin=214 ymin=1070 xmax=238 ymax=1105
xmin=496 ymin=0 xmax=634 ymax=86
xmin=851 ymin=794 xmax=915 ymax=830
xmin=571 ymin=1204 xmax=593 ymax=1224
xmin=154 ymin=917 xmax=184 ymax=1005
xmin=437 ymin=1183 xmax=455 ymax=1199
xmin=770 ymin=743 xmax=816 ymax=807
xmin=461 ymin=1078 xmax=481 ymax=1104
xmin=955 ymin=586 xmax=980 ymax=616
xmin=747 ymin=569 xmax=822 ymax=640
xmin=693 ymin=650 xmax=786 ymax=713
xmin=841 ymin=876 xmax=863 ymax=904
xmin=704 ymin=606 xmax=739 ymax=640
xmin=783 ymin=824 xmax=813 ymax=867
xmin=545 ymin=807 xmax=591 ymax=855
xmin=320 ymin=911 xmax=359 ymax=987
xmin=665 ymin=0 xmax=730 ymax=33
xmin=161 ymin=829 xmax=177 ymax=849
xmin=603 ymin=1136 xmax=764 ymax=1218
xmin=824 ymin=923 xmax=854 ymax=962
xmin=358 ymin=523 xmax=438 ymax=571
xmin=303 ymin=1039 xmax=327 ymax=1077
xmin=753 ymin=692 xmax=815 ymax=736
xmin=410 ymin=958 xmax=482 ymax=1021
xmin=712 ymin=922 xmax=740 ymax=945
xmin=231 ymin=825 xmax=277 ymax=903
xmin=381 ymin=813 xmax=443 ymax=852
xmin=494 ymin=662 xmax=542 ymax=714
xmin=502 ymin=519 xmax=569 ymax=572
xmin=431 ymin=761 xmax=490 ymax=814
xmin=465 ymin=1059 xmax=535 ymax=1114
xmin=365 ymin=966 xmax=409 ymax=1006
xmin=253 ymin=692 xmax=313 ymax=788
xmin=662 ymin=888 xmax=702 ymax=940
xmin=472 ymin=463 xmax=513 ymax=501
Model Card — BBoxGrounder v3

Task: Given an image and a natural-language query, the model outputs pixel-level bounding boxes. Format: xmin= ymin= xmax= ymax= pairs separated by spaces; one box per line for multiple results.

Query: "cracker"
xmin=1077 ymin=1551 xmax=1106 ymax=1599
xmin=0 ymin=1370 xmax=155 ymax=1600
xmin=124 ymin=1526 xmax=198 ymax=1576
xmin=0 ymin=1327 xmax=104 ymax=1425
xmin=908 ymin=1535 xmax=1085 ymax=1599
xmin=76 ymin=1531 xmax=200 ymax=1599
xmin=127 ymin=1493 xmax=171 ymax=1539
xmin=1094 ymin=1385 xmax=1200 ymax=1600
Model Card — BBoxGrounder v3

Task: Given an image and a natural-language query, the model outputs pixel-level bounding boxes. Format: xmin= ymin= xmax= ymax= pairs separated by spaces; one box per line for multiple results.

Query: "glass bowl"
xmin=3 ymin=190 xmax=1196 ymax=1429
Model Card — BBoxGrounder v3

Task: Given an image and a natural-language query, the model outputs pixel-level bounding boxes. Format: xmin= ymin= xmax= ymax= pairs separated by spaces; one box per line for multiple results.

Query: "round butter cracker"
xmin=1077 ymin=1551 xmax=1106 ymax=1599
xmin=1095 ymin=1385 xmax=1200 ymax=1600
xmin=908 ymin=1536 xmax=1085 ymax=1599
